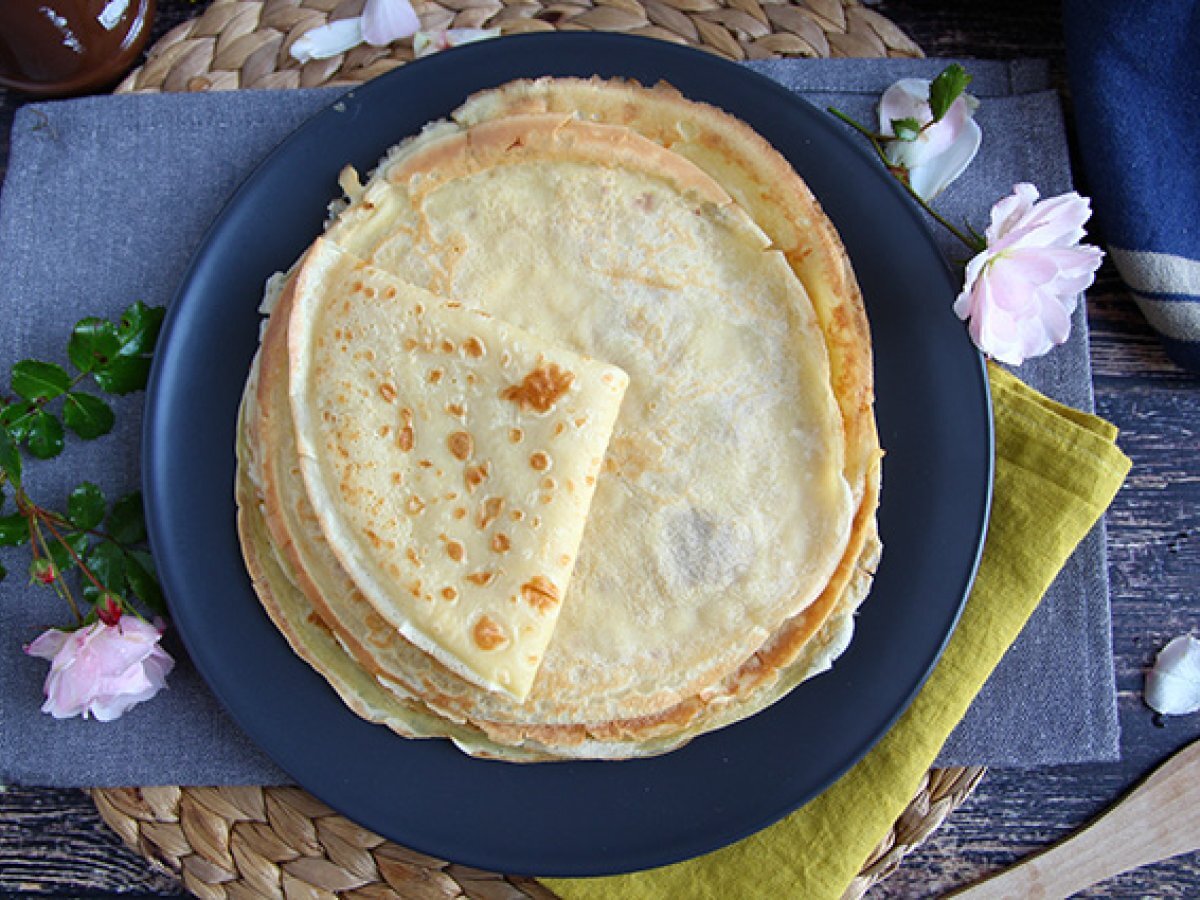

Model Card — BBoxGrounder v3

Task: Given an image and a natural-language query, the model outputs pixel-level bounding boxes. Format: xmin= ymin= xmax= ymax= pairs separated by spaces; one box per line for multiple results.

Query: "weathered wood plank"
xmin=874 ymin=768 xmax=1200 ymax=898
xmin=0 ymin=787 xmax=183 ymax=895
xmin=0 ymin=101 xmax=12 ymax=185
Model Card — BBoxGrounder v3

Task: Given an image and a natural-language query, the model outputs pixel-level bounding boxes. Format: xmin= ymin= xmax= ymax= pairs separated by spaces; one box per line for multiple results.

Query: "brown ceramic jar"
xmin=0 ymin=0 xmax=156 ymax=97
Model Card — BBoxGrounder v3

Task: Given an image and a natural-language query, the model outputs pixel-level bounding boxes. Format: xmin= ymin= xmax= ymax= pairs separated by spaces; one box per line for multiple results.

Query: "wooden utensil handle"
xmin=951 ymin=739 xmax=1200 ymax=899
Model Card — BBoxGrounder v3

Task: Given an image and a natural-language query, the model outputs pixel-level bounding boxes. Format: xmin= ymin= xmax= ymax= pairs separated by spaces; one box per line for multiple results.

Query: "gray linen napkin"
xmin=0 ymin=58 xmax=1117 ymax=787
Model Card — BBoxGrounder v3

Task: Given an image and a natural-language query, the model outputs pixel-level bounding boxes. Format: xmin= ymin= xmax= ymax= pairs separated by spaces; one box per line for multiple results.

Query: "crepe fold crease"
xmin=234 ymin=76 xmax=882 ymax=760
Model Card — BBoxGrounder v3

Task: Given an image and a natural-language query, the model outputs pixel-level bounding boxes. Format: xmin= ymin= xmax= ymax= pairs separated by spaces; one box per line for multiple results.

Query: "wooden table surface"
xmin=2 ymin=1 xmax=1198 ymax=896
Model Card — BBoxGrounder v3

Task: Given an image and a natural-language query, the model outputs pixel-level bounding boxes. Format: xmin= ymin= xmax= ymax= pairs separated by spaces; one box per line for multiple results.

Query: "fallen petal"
xmin=413 ymin=27 xmax=500 ymax=58
xmin=1146 ymin=634 xmax=1200 ymax=715
xmin=876 ymin=76 xmax=980 ymax=200
xmin=290 ymin=18 xmax=364 ymax=63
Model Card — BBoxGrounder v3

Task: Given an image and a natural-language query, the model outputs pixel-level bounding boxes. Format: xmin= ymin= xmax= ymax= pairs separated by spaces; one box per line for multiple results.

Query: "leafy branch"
xmin=0 ymin=302 xmax=166 ymax=628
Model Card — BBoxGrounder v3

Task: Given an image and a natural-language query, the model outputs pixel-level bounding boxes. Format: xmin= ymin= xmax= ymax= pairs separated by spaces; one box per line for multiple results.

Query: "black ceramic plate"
xmin=144 ymin=33 xmax=992 ymax=878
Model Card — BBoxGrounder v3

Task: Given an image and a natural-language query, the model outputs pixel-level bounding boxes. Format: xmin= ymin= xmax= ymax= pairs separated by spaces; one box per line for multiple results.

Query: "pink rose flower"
xmin=953 ymin=183 xmax=1104 ymax=365
xmin=878 ymin=78 xmax=981 ymax=200
xmin=25 ymin=617 xmax=174 ymax=722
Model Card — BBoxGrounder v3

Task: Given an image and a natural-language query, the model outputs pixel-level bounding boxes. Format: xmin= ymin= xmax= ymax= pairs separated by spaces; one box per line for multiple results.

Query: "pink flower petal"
xmin=25 ymin=628 xmax=70 ymax=660
xmin=986 ymin=259 xmax=1037 ymax=314
xmin=1001 ymin=247 xmax=1062 ymax=285
xmin=1037 ymin=290 xmax=1074 ymax=344
xmin=990 ymin=191 xmax=1093 ymax=253
xmin=985 ymin=183 xmax=1038 ymax=244
xmin=1036 ymin=244 xmax=1105 ymax=287
xmin=904 ymin=117 xmax=980 ymax=201
xmin=878 ymin=79 xmax=933 ymax=134
xmin=361 ymin=0 xmax=419 ymax=47
xmin=972 ymin=278 xmax=1021 ymax=364
xmin=952 ymin=284 xmax=976 ymax=321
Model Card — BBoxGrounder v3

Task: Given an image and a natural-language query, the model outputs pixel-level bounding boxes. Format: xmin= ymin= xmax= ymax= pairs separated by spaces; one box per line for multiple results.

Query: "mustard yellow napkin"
xmin=544 ymin=363 xmax=1131 ymax=900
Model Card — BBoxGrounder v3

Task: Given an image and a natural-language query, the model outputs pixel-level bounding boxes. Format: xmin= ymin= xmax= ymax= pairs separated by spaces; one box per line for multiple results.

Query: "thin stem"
xmin=8 ymin=469 xmax=137 ymax=624
xmin=898 ymin=180 xmax=984 ymax=252
xmin=11 ymin=472 xmax=133 ymax=547
xmin=37 ymin=505 xmax=131 ymax=551
xmin=827 ymin=107 xmax=890 ymax=142
xmin=29 ymin=514 xmax=83 ymax=623
xmin=36 ymin=510 xmax=109 ymax=604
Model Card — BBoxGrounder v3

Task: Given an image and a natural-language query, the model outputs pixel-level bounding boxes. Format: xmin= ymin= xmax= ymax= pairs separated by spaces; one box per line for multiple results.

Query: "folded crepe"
xmin=277 ymin=238 xmax=629 ymax=700
xmin=237 ymin=353 xmax=551 ymax=760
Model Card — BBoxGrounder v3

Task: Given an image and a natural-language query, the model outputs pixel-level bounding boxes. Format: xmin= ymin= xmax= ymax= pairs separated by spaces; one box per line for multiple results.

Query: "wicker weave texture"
xmin=115 ymin=0 xmax=921 ymax=93
xmin=94 ymin=768 xmax=984 ymax=899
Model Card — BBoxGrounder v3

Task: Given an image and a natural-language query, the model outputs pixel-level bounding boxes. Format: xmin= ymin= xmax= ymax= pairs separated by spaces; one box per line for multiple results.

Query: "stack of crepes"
xmin=234 ymin=77 xmax=883 ymax=761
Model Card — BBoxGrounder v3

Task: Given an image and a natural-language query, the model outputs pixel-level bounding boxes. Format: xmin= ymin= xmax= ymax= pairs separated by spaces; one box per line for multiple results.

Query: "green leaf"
xmin=63 ymin=392 xmax=115 ymax=440
xmin=108 ymin=492 xmax=146 ymax=544
xmin=46 ymin=530 xmax=89 ymax=574
xmin=116 ymin=302 xmax=165 ymax=358
xmin=26 ymin=410 xmax=64 ymax=460
xmin=0 ymin=423 xmax=20 ymax=485
xmin=890 ymin=116 xmax=922 ymax=141
xmin=86 ymin=303 xmax=166 ymax=394
xmin=928 ymin=63 xmax=973 ymax=122
xmin=68 ymin=482 xmax=106 ymax=530
xmin=11 ymin=360 xmax=71 ymax=401
xmin=1 ymin=401 xmax=38 ymax=443
xmin=125 ymin=549 xmax=165 ymax=615
xmin=0 ymin=513 xmax=29 ymax=546
xmin=92 ymin=355 xmax=151 ymax=395
xmin=68 ymin=318 xmax=121 ymax=373
xmin=86 ymin=540 xmax=126 ymax=593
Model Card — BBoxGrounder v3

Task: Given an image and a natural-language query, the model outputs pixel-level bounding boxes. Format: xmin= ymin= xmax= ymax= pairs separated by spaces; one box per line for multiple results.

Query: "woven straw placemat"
xmin=97 ymin=3 xmax=979 ymax=897
xmin=114 ymin=0 xmax=920 ymax=93
xmin=94 ymin=768 xmax=985 ymax=898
